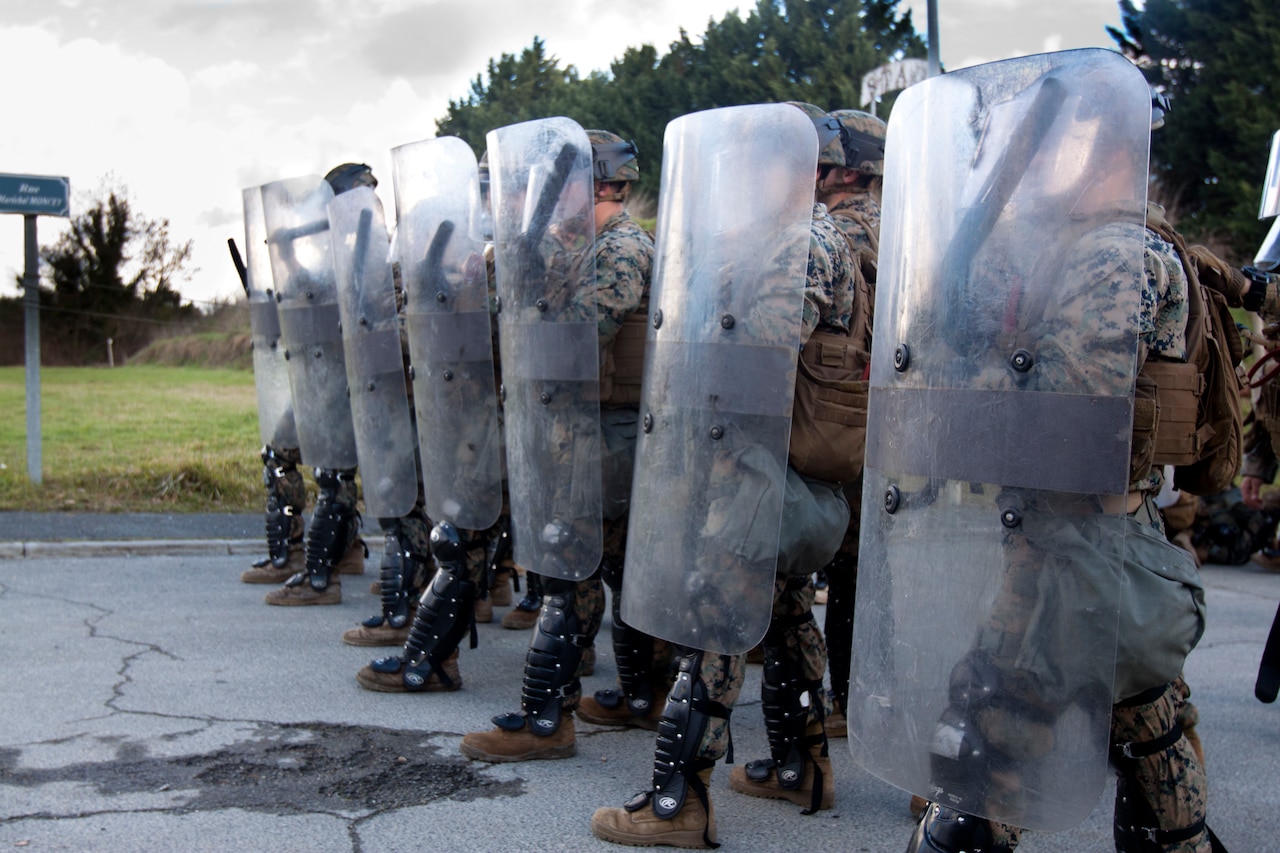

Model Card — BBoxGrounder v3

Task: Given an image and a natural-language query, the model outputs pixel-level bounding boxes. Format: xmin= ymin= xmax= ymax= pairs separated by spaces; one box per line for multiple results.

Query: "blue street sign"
xmin=0 ymin=173 xmax=70 ymax=217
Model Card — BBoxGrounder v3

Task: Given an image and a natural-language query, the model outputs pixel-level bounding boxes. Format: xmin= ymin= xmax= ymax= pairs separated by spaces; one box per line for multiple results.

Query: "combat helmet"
xmin=586 ymin=129 xmax=639 ymax=202
xmin=829 ymin=109 xmax=887 ymax=176
xmin=786 ymin=102 xmax=846 ymax=168
xmin=324 ymin=162 xmax=377 ymax=195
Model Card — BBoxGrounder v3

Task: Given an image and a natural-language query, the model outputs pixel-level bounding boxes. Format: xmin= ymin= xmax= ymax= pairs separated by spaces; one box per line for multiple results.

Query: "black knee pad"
xmin=908 ymin=804 xmax=1003 ymax=853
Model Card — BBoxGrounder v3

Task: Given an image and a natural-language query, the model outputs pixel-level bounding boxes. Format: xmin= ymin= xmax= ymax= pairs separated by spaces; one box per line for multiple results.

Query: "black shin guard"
xmin=292 ymin=467 xmax=357 ymax=592
xmin=364 ymin=519 xmax=424 ymax=631
xmin=908 ymin=804 xmax=1004 ymax=853
xmin=823 ymin=551 xmax=856 ymax=711
xmin=745 ymin=612 xmax=829 ymax=814
xmin=620 ymin=651 xmax=728 ymax=849
xmin=370 ymin=521 xmax=476 ymax=690
xmin=604 ymin=583 xmax=659 ymax=717
xmin=485 ymin=515 xmax=514 ymax=592
xmin=257 ymin=446 xmax=302 ymax=568
xmin=514 ymin=577 xmax=588 ymax=736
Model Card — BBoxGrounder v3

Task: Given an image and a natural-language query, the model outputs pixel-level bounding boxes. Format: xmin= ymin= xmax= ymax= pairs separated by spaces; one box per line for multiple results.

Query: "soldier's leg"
xmin=242 ymin=445 xmax=306 ymax=583
xmin=265 ymin=467 xmax=363 ymax=606
xmin=730 ymin=574 xmax=835 ymax=813
xmin=356 ymin=521 xmax=484 ymax=692
xmin=591 ymin=649 xmax=742 ymax=849
xmin=1112 ymin=678 xmax=1215 ymax=853
xmin=907 ymin=804 xmax=1022 ymax=853
xmin=578 ymin=555 xmax=674 ymax=729
xmin=342 ymin=508 xmax=432 ymax=646
xmin=459 ymin=573 xmax=604 ymax=761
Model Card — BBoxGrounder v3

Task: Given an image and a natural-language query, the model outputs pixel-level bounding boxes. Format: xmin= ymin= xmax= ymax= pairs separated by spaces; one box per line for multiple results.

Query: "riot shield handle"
xmin=423 ymin=220 xmax=456 ymax=296
xmin=227 ymin=238 xmax=250 ymax=297
xmin=941 ymin=77 xmax=1068 ymax=337
xmin=524 ymin=142 xmax=579 ymax=247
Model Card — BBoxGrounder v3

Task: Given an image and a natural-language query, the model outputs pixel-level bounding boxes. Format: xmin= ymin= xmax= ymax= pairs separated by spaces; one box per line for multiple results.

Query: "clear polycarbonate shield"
xmin=848 ymin=49 xmax=1150 ymax=831
xmin=242 ymin=186 xmax=298 ymax=449
xmin=619 ymin=104 xmax=818 ymax=655
xmin=328 ymin=187 xmax=418 ymax=520
xmin=488 ymin=117 xmax=601 ymax=580
xmin=262 ymin=175 xmax=358 ymax=471
xmin=392 ymin=137 xmax=502 ymax=530
xmin=1256 ymin=130 xmax=1280 ymax=270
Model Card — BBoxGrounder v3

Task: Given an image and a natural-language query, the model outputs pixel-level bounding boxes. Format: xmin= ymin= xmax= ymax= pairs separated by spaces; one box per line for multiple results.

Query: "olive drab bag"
xmin=1137 ymin=205 xmax=1245 ymax=496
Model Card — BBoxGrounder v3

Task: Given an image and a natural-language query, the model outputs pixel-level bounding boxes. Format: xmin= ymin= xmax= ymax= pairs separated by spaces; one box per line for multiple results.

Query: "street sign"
xmin=0 ymin=173 xmax=70 ymax=217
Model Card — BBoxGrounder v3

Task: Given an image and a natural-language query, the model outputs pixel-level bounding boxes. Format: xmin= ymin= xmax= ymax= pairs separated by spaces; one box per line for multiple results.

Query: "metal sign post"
xmin=2 ymin=173 xmax=71 ymax=485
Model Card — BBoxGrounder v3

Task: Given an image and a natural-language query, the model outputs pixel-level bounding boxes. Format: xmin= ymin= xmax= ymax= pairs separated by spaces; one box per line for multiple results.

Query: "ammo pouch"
xmin=600 ymin=298 xmax=648 ymax=407
xmin=1133 ymin=359 xmax=1203 ymax=469
xmin=788 ymin=329 xmax=868 ymax=484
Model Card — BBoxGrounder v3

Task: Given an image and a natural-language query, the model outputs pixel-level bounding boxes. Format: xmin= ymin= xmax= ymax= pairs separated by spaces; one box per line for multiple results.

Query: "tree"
xmin=436 ymin=0 xmax=925 ymax=200
xmin=39 ymin=183 xmax=198 ymax=363
xmin=1109 ymin=0 xmax=1280 ymax=260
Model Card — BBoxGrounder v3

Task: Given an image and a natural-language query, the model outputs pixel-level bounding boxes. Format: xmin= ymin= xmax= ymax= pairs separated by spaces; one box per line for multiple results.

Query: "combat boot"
xmin=729 ymin=720 xmax=834 ymax=811
xmin=475 ymin=596 xmax=493 ymax=624
xmin=335 ymin=537 xmax=367 ymax=575
xmin=459 ymin=714 xmax=576 ymax=763
xmin=825 ymin=696 xmax=848 ymax=739
xmin=502 ymin=570 xmax=542 ymax=629
xmin=576 ymin=686 xmax=663 ymax=730
xmin=590 ymin=769 xmax=717 ymax=849
xmin=264 ymin=573 xmax=341 ymax=606
xmin=241 ymin=540 xmax=304 ymax=584
xmin=341 ymin=622 xmax=410 ymax=647
xmin=489 ymin=569 xmax=514 ymax=607
xmin=356 ymin=649 xmax=461 ymax=693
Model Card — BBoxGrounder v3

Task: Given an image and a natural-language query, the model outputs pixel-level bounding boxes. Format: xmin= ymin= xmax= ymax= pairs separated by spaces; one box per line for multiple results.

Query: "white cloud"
xmin=193 ymin=59 xmax=260 ymax=91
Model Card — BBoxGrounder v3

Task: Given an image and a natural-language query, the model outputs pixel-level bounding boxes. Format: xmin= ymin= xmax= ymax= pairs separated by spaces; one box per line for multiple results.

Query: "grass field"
xmin=0 ymin=365 xmax=265 ymax=512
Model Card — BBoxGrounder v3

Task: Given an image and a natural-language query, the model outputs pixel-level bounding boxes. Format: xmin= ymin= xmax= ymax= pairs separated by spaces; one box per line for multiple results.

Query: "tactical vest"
xmin=787 ymin=255 xmax=875 ymax=484
xmin=1131 ymin=206 xmax=1244 ymax=495
xmin=599 ymin=295 xmax=648 ymax=407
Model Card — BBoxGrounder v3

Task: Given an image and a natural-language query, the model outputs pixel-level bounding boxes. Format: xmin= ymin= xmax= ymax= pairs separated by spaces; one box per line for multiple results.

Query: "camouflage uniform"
xmin=459 ymin=201 xmax=657 ymax=759
xmin=691 ymin=202 xmax=855 ymax=763
xmin=929 ymin=214 xmax=1212 ymax=853
xmin=1240 ymin=270 xmax=1280 ymax=560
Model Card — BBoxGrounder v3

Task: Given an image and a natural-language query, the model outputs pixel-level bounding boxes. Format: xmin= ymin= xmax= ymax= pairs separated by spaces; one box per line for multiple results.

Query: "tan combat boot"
xmin=590 ymin=769 xmax=717 ymax=849
xmin=341 ymin=622 xmax=411 ymax=647
xmin=475 ymin=597 xmax=493 ymax=624
xmin=501 ymin=603 xmax=539 ymax=630
xmin=264 ymin=575 xmax=341 ymax=606
xmin=825 ymin=698 xmax=848 ymax=739
xmin=459 ymin=714 xmax=576 ymax=763
xmin=355 ymin=649 xmax=461 ymax=693
xmin=240 ymin=541 xmax=304 ymax=584
xmin=335 ymin=537 xmax=368 ymax=575
xmin=489 ymin=568 xmax=514 ymax=607
xmin=728 ymin=721 xmax=834 ymax=811
xmin=576 ymin=686 xmax=663 ymax=731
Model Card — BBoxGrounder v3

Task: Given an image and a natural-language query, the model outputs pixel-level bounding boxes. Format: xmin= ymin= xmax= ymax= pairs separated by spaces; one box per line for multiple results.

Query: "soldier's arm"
xmin=593 ymin=230 xmax=649 ymax=347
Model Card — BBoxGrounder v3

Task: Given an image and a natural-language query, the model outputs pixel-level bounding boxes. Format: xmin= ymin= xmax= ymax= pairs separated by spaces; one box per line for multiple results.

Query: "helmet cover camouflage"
xmin=586 ymin=130 xmax=640 ymax=182
xmin=324 ymin=162 xmax=377 ymax=194
xmin=830 ymin=109 xmax=887 ymax=175
xmin=785 ymin=101 xmax=846 ymax=168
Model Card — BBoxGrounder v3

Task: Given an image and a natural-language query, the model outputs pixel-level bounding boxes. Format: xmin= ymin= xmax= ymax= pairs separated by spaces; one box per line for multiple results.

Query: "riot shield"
xmin=619 ymin=104 xmax=817 ymax=655
xmin=1256 ymin=130 xmax=1280 ymax=271
xmin=262 ymin=175 xmax=358 ymax=471
xmin=328 ymin=186 xmax=419 ymax=520
xmin=242 ymin=186 xmax=298 ymax=449
xmin=391 ymin=137 xmax=503 ymax=530
xmin=848 ymin=49 xmax=1151 ymax=831
xmin=488 ymin=117 xmax=601 ymax=581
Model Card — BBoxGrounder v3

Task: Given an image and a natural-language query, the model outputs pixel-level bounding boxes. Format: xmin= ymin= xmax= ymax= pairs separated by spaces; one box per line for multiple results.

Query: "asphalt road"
xmin=0 ymin=525 xmax=1276 ymax=852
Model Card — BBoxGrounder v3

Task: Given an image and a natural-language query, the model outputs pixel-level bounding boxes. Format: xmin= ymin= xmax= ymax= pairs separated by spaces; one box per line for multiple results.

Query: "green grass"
xmin=0 ymin=365 xmax=264 ymax=512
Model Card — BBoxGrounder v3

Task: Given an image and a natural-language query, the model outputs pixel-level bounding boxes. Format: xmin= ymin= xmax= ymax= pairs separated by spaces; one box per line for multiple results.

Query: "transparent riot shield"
xmin=328 ymin=187 xmax=418 ymax=520
xmin=848 ymin=49 xmax=1152 ymax=831
xmin=1256 ymin=130 xmax=1280 ymax=271
xmin=391 ymin=137 xmax=503 ymax=530
xmin=488 ymin=117 xmax=601 ymax=581
xmin=262 ymin=175 xmax=358 ymax=471
xmin=242 ymin=186 xmax=297 ymax=449
xmin=619 ymin=104 xmax=817 ymax=655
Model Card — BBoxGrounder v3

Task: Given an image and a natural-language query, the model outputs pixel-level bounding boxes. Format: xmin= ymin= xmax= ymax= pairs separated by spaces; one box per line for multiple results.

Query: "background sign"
xmin=0 ymin=173 xmax=70 ymax=217
xmin=861 ymin=59 xmax=930 ymax=110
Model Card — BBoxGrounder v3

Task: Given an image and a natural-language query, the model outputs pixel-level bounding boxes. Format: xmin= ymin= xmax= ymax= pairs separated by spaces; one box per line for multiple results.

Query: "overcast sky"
xmin=0 ymin=0 xmax=1123 ymax=307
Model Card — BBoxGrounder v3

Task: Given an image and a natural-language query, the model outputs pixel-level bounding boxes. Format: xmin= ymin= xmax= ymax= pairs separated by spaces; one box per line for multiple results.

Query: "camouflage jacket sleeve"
xmin=800 ymin=205 xmax=855 ymax=342
xmin=593 ymin=212 xmax=654 ymax=347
